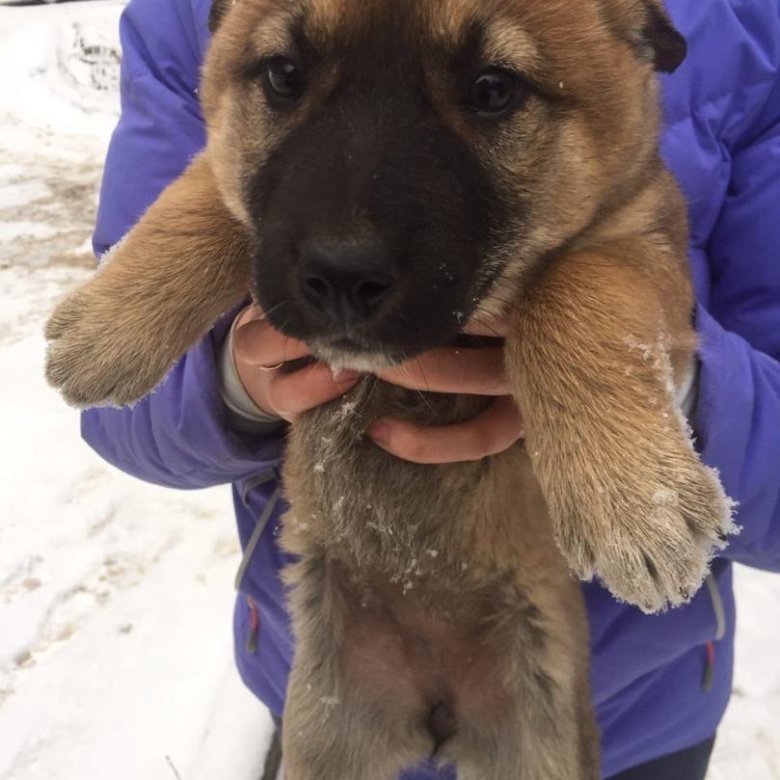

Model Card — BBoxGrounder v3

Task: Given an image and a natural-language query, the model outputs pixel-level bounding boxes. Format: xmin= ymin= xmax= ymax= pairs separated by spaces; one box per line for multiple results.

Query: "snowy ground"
xmin=0 ymin=4 xmax=273 ymax=780
xmin=0 ymin=3 xmax=777 ymax=779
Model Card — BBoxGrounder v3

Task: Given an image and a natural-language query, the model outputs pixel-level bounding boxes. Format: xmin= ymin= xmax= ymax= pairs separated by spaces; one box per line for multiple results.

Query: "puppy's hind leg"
xmin=46 ymin=153 xmax=252 ymax=408
xmin=282 ymin=671 xmax=428 ymax=780
xmin=282 ymin=556 xmax=432 ymax=780
xmin=455 ymin=697 xmax=598 ymax=780
xmin=452 ymin=601 xmax=598 ymax=780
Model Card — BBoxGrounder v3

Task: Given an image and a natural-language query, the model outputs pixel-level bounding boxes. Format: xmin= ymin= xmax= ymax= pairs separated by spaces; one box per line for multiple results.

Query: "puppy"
xmin=46 ymin=0 xmax=734 ymax=776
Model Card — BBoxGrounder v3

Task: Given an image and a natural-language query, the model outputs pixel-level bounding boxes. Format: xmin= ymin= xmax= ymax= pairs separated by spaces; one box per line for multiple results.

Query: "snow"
xmin=0 ymin=4 xmax=273 ymax=779
xmin=0 ymin=2 xmax=777 ymax=779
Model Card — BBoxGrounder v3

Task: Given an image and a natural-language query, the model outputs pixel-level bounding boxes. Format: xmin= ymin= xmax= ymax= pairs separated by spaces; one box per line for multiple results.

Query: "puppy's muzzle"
xmin=299 ymin=238 xmax=396 ymax=328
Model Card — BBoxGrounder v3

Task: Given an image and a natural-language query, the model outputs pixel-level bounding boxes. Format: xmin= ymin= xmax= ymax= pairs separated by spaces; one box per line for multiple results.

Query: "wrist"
xmin=220 ymin=312 xmax=286 ymax=432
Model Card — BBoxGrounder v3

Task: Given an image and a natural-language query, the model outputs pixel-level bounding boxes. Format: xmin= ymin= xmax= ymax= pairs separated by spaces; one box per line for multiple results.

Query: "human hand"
xmin=367 ymin=319 xmax=524 ymax=464
xmin=232 ymin=305 xmax=360 ymax=422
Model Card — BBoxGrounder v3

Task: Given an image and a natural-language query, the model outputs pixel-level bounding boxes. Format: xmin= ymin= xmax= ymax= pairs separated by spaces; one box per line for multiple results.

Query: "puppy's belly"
xmin=340 ymin=580 xmax=514 ymax=725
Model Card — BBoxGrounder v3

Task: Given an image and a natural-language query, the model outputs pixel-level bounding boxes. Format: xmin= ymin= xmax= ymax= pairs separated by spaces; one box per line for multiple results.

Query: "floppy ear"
xmin=637 ymin=0 xmax=686 ymax=73
xmin=208 ymin=0 xmax=234 ymax=33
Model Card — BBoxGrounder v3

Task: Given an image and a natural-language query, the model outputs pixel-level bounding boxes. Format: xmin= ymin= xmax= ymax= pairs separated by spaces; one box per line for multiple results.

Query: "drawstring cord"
xmin=246 ymin=596 xmax=261 ymax=653
xmin=702 ymin=640 xmax=716 ymax=691
xmin=236 ymin=478 xmax=283 ymax=655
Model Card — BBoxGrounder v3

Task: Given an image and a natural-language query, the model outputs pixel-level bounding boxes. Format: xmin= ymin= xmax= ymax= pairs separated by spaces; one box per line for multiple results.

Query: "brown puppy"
xmin=46 ymin=0 xmax=735 ymax=776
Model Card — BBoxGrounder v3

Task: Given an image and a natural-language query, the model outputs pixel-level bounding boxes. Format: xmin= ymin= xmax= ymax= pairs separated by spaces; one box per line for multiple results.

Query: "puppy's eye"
xmin=264 ymin=56 xmax=305 ymax=103
xmin=468 ymin=69 xmax=525 ymax=117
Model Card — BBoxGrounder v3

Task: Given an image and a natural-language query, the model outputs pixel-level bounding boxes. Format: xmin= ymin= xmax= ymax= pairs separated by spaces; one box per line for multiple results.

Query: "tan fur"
xmin=281 ymin=385 xmax=598 ymax=777
xmin=45 ymin=155 xmax=251 ymax=407
xmin=45 ymin=0 xmax=733 ymax=776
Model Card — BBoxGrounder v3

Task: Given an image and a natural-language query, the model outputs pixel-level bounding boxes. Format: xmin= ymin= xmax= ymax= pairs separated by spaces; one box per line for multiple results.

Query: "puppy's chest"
xmin=281 ymin=379 xmax=492 ymax=584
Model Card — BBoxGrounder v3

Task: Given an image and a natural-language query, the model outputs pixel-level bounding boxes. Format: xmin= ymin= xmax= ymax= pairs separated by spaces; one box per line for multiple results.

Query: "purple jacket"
xmin=84 ymin=0 xmax=780 ymax=776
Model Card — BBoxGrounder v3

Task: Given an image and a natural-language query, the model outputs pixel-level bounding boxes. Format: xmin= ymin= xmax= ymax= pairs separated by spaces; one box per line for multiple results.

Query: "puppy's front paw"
xmin=45 ymin=284 xmax=173 ymax=408
xmin=554 ymin=447 xmax=735 ymax=613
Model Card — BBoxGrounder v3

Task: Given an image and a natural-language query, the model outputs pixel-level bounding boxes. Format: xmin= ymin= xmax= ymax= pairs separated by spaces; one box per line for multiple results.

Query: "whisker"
xmin=470 ymin=313 xmax=504 ymax=340
xmin=414 ymin=356 xmax=436 ymax=415
xmin=258 ymin=299 xmax=288 ymax=320
xmin=415 ymin=356 xmax=433 ymax=394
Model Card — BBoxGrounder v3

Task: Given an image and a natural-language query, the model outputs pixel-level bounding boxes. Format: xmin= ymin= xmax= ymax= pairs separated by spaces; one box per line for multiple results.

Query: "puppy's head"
xmin=202 ymin=0 xmax=684 ymax=369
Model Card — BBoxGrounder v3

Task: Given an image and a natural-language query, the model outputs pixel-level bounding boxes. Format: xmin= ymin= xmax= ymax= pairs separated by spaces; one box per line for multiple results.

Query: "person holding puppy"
xmin=83 ymin=0 xmax=780 ymax=777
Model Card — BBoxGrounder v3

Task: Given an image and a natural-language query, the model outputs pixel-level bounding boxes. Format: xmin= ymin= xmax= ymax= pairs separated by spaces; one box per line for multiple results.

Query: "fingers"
xmin=263 ymin=362 xmax=360 ymax=421
xmin=231 ymin=304 xmax=514 ymax=432
xmin=231 ymin=304 xmax=359 ymax=421
xmin=377 ymin=346 xmax=508 ymax=396
xmin=233 ymin=306 xmax=310 ymax=367
xmin=367 ymin=396 xmax=523 ymax=464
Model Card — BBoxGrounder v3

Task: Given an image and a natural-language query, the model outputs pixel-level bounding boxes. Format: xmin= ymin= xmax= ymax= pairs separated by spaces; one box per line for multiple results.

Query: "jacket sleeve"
xmin=81 ymin=0 xmax=285 ymax=489
xmin=695 ymin=64 xmax=780 ymax=570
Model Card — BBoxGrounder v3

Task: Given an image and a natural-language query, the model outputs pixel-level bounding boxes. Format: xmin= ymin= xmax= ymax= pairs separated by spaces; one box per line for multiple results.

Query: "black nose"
xmin=299 ymin=239 xmax=395 ymax=325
